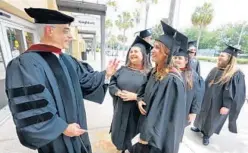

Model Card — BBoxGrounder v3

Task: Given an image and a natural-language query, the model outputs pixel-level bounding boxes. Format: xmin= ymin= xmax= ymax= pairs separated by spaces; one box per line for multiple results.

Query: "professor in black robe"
xmin=192 ymin=45 xmax=246 ymax=146
xmin=5 ymin=8 xmax=119 ymax=153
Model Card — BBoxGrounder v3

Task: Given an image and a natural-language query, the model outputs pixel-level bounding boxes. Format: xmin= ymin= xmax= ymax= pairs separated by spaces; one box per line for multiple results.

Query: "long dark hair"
xmin=125 ymin=43 xmax=151 ymax=73
xmin=184 ymin=57 xmax=193 ymax=89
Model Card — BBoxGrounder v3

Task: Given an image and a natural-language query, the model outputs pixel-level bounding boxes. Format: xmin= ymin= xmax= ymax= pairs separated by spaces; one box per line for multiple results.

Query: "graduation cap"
xmin=156 ymin=21 xmax=177 ymax=50
xmin=24 ymin=8 xmax=74 ymax=24
xmin=222 ymin=44 xmax=241 ymax=57
xmin=188 ymin=40 xmax=197 ymax=51
xmin=130 ymin=36 xmax=153 ymax=54
xmin=173 ymin=32 xmax=189 ymax=57
xmin=156 ymin=21 xmax=183 ymax=64
xmin=135 ymin=29 xmax=152 ymax=38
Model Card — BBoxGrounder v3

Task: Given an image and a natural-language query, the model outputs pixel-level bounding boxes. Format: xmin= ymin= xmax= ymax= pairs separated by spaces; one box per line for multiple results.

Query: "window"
xmin=24 ymin=32 xmax=34 ymax=49
xmin=6 ymin=27 xmax=25 ymax=58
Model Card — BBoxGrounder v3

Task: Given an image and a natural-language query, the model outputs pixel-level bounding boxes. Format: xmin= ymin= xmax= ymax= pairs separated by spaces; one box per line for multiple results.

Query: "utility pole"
xmin=168 ymin=0 xmax=177 ymax=26
xmin=237 ymin=22 xmax=246 ymax=47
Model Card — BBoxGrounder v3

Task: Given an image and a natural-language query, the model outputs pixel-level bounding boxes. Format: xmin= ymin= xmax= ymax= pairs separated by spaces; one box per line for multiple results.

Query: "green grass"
xmin=197 ymin=56 xmax=248 ymax=64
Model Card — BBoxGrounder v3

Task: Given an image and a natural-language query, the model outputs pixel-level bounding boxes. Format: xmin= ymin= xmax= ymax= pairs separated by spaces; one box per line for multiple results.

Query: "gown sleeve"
xmin=227 ymin=71 xmax=246 ymax=133
xmin=73 ymin=59 xmax=108 ymax=104
xmin=5 ymin=56 xmax=68 ymax=149
xmin=190 ymin=72 xmax=205 ymax=114
xmin=196 ymin=60 xmax=201 ymax=76
xmin=136 ymin=69 xmax=153 ymax=102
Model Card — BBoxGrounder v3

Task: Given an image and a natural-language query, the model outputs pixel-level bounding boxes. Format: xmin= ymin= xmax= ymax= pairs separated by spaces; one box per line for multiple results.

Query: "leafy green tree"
xmin=191 ymin=2 xmax=214 ymax=49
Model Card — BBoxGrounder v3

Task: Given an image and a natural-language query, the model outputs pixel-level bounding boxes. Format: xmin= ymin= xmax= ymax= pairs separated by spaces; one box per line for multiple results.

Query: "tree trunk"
xmin=145 ymin=2 xmax=150 ymax=29
xmin=197 ymin=26 xmax=203 ymax=50
xmin=122 ymin=29 xmax=126 ymax=57
xmin=168 ymin=0 xmax=177 ymax=26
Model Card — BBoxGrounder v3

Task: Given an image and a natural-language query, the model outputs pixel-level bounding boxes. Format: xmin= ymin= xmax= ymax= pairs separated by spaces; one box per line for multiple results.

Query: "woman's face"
xmin=173 ymin=56 xmax=188 ymax=69
xmin=151 ymin=41 xmax=168 ymax=64
xmin=217 ymin=52 xmax=230 ymax=68
xmin=128 ymin=46 xmax=143 ymax=65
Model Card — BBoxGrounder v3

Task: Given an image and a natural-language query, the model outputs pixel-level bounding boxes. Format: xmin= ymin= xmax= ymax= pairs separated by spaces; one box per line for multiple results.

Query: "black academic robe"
xmin=181 ymin=70 xmax=205 ymax=126
xmin=80 ymin=61 xmax=94 ymax=73
xmin=5 ymin=51 xmax=108 ymax=153
xmin=109 ymin=66 xmax=147 ymax=151
xmin=134 ymin=69 xmax=186 ymax=153
xmin=194 ymin=67 xmax=246 ymax=137
xmin=190 ymin=58 xmax=201 ymax=76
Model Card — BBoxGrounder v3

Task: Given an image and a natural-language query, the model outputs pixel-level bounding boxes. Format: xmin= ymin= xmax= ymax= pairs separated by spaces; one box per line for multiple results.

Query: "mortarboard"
xmin=173 ymin=32 xmax=189 ymax=57
xmin=222 ymin=44 xmax=241 ymax=57
xmin=188 ymin=40 xmax=197 ymax=51
xmin=156 ymin=20 xmax=183 ymax=64
xmin=130 ymin=36 xmax=153 ymax=54
xmin=135 ymin=29 xmax=152 ymax=38
xmin=24 ymin=8 xmax=74 ymax=24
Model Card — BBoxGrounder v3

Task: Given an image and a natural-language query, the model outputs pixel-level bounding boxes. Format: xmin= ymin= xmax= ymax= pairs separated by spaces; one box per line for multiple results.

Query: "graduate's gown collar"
xmin=27 ymin=44 xmax=62 ymax=54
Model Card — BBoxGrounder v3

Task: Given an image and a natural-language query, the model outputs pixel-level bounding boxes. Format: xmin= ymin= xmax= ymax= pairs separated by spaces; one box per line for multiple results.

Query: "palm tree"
xmin=136 ymin=0 xmax=158 ymax=29
xmin=133 ymin=9 xmax=141 ymax=26
xmin=191 ymin=2 xmax=214 ymax=49
xmin=106 ymin=0 xmax=118 ymax=11
xmin=115 ymin=11 xmax=134 ymax=56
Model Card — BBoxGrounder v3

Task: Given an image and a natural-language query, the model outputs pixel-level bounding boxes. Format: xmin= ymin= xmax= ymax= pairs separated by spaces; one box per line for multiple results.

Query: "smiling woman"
xmin=109 ymin=36 xmax=153 ymax=153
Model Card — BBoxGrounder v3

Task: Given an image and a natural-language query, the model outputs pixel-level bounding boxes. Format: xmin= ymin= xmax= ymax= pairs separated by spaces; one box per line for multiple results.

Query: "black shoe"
xmin=191 ymin=127 xmax=201 ymax=132
xmin=203 ymin=136 xmax=209 ymax=146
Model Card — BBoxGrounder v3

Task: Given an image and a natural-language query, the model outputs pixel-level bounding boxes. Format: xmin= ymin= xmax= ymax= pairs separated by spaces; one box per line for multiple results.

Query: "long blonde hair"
xmin=215 ymin=55 xmax=237 ymax=84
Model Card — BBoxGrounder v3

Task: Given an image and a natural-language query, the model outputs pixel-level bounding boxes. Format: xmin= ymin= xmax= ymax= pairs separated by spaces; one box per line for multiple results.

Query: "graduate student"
xmin=173 ymin=48 xmax=205 ymax=127
xmin=188 ymin=40 xmax=201 ymax=76
xmin=191 ymin=45 xmax=246 ymax=146
xmin=5 ymin=8 xmax=119 ymax=153
xmin=109 ymin=36 xmax=153 ymax=153
xmin=132 ymin=21 xmax=187 ymax=153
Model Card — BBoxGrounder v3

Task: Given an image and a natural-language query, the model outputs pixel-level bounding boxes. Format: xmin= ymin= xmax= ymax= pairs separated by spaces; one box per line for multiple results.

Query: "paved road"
xmin=0 ymin=53 xmax=247 ymax=153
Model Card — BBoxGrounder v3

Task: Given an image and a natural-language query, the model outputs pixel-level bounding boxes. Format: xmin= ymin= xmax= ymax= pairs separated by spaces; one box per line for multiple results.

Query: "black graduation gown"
xmin=80 ymin=61 xmax=94 ymax=73
xmin=181 ymin=70 xmax=205 ymax=126
xmin=194 ymin=67 xmax=246 ymax=137
xmin=190 ymin=58 xmax=201 ymax=76
xmin=134 ymin=69 xmax=186 ymax=153
xmin=5 ymin=51 xmax=108 ymax=153
xmin=109 ymin=66 xmax=147 ymax=150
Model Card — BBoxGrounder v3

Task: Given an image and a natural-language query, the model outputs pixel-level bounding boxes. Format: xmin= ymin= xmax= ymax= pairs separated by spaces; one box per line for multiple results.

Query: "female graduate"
xmin=133 ymin=21 xmax=187 ymax=153
xmin=173 ymin=49 xmax=205 ymax=126
xmin=109 ymin=36 xmax=153 ymax=153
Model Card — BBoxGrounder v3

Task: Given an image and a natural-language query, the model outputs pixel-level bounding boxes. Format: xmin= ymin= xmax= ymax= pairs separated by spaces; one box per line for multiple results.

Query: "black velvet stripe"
xmin=37 ymin=52 xmax=75 ymax=123
xmin=6 ymin=84 xmax=45 ymax=98
xmin=17 ymin=112 xmax=53 ymax=128
xmin=13 ymin=99 xmax=48 ymax=113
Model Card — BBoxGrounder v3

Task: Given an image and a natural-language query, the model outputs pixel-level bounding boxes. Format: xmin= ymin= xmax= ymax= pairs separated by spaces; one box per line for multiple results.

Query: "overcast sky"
xmin=82 ymin=0 xmax=247 ymax=44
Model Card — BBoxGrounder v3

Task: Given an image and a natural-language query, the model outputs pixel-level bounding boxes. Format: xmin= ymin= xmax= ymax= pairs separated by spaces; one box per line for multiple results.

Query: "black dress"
xmin=109 ymin=66 xmax=148 ymax=150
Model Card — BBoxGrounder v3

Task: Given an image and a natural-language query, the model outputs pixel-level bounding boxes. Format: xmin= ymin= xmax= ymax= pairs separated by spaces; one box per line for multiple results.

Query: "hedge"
xmin=197 ymin=56 xmax=248 ymax=64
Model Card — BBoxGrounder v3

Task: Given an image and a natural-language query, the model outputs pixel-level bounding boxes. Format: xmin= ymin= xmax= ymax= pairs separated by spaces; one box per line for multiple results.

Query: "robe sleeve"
xmin=196 ymin=60 xmax=201 ymax=76
xmin=74 ymin=59 xmax=108 ymax=104
xmin=190 ymin=73 xmax=205 ymax=114
xmin=228 ymin=71 xmax=246 ymax=133
xmin=5 ymin=56 xmax=68 ymax=149
xmin=108 ymin=67 xmax=123 ymax=97
xmin=222 ymin=75 xmax=237 ymax=109
xmin=136 ymin=69 xmax=153 ymax=102
xmin=80 ymin=61 xmax=94 ymax=73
